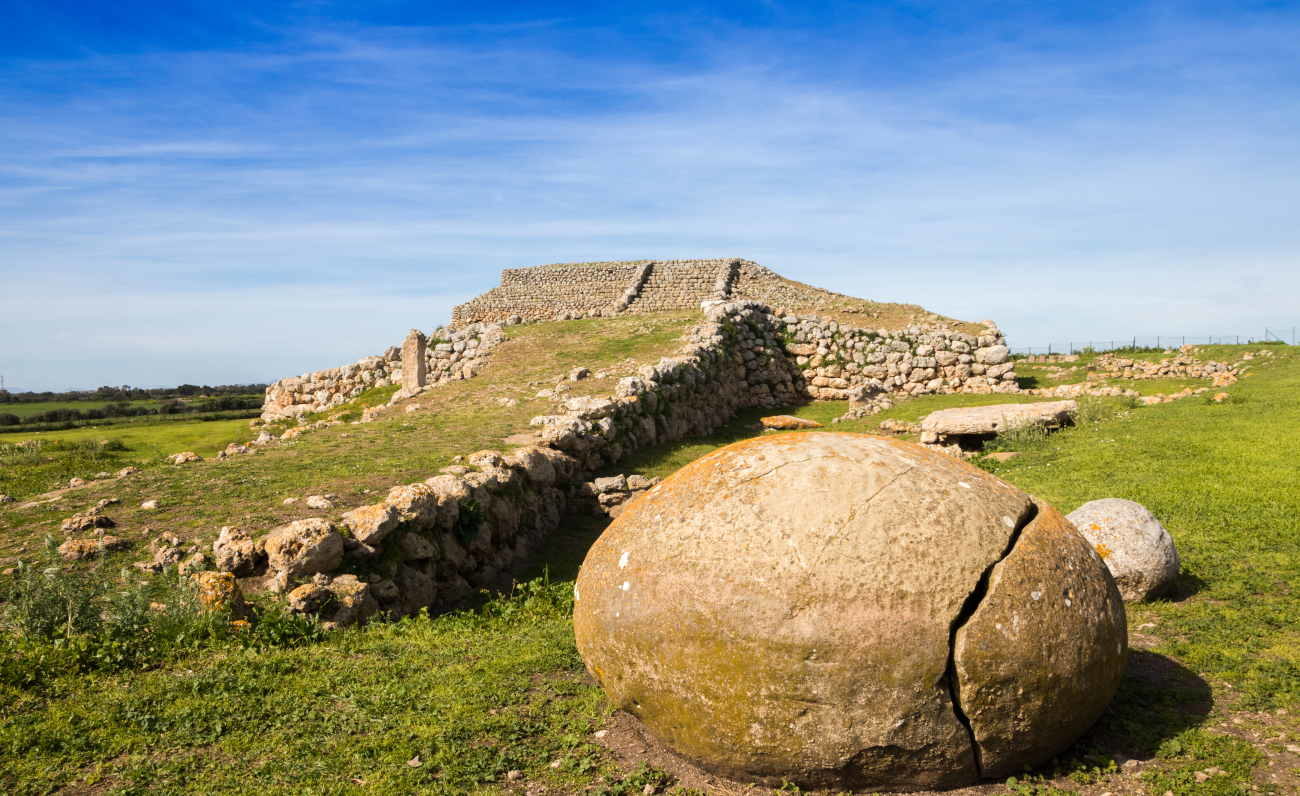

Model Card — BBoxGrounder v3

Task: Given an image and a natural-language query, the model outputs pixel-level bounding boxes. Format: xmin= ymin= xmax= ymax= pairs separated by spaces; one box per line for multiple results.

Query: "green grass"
xmin=0 ymin=340 xmax=1295 ymax=794
xmin=0 ymin=399 xmax=160 ymax=419
xmin=0 ymin=313 xmax=697 ymax=555
xmin=0 ymin=419 xmax=253 ymax=501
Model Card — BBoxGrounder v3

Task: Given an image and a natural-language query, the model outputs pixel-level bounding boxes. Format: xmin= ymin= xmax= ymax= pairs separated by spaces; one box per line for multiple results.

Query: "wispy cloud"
xmin=2 ymin=5 xmax=1299 ymax=389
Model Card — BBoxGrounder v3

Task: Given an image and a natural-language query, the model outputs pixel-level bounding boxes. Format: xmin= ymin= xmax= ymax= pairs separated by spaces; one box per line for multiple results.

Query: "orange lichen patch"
xmin=1095 ymin=543 xmax=1113 ymax=559
xmin=1089 ymin=523 xmax=1101 ymax=531
xmin=191 ymin=571 xmax=250 ymax=618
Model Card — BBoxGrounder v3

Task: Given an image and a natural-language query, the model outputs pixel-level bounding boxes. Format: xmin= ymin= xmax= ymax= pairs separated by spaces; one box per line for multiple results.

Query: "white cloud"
xmin=2 ymin=9 xmax=1298 ymax=389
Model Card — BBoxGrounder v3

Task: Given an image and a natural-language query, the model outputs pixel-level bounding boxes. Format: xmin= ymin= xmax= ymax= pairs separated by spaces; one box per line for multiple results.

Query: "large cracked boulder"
xmin=573 ymin=433 xmax=1126 ymax=790
xmin=1066 ymin=498 xmax=1180 ymax=601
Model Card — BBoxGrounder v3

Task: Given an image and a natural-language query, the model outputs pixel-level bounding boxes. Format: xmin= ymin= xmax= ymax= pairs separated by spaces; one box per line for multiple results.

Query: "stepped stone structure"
xmin=450 ymin=258 xmax=903 ymax=325
xmin=263 ymin=258 xmax=1012 ymax=422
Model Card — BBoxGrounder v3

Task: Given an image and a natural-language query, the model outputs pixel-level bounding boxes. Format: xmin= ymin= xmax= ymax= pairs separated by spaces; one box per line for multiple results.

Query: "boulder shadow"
xmin=1041 ymin=649 xmax=1212 ymax=777
xmin=1162 ymin=569 xmax=1209 ymax=602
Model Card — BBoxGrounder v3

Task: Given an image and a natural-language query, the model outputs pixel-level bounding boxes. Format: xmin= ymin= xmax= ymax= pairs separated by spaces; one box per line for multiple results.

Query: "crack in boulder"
xmin=942 ymin=499 xmax=1039 ymax=777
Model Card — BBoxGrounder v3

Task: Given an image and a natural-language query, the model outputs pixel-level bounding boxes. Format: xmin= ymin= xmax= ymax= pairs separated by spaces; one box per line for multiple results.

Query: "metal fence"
xmin=1010 ymin=328 xmax=1297 ymax=356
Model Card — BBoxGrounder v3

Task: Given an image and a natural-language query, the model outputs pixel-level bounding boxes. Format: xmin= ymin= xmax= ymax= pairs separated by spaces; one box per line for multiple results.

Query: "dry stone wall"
xmin=781 ymin=315 xmax=1017 ymax=401
xmin=622 ymin=259 xmax=734 ymax=313
xmin=261 ymin=350 xmax=400 ymax=421
xmin=452 ymin=261 xmax=651 ymax=324
xmin=247 ymin=300 xmax=1019 ymax=622
xmin=261 ymin=323 xmax=504 ymax=421
xmin=450 ymin=257 xmax=902 ymax=324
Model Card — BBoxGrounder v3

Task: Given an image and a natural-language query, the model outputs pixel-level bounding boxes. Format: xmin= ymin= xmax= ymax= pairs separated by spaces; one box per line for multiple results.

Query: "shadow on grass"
xmin=1041 ymin=649 xmax=1212 ymax=778
xmin=521 ymin=509 xmax=613 ymax=583
xmin=1164 ymin=570 xmax=1210 ymax=602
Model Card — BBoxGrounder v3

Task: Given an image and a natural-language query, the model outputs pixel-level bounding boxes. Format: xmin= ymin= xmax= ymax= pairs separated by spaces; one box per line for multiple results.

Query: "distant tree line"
xmin=0 ymin=384 xmax=267 ymax=404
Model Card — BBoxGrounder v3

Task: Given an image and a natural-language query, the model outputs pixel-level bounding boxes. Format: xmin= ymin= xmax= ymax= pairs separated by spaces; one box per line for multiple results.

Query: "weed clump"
xmin=0 ymin=545 xmax=321 ymax=689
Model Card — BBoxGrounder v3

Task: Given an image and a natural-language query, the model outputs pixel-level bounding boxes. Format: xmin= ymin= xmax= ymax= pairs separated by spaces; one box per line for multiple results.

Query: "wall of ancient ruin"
xmin=781 ymin=315 xmax=1018 ymax=400
xmin=261 ymin=323 xmax=505 ymax=421
xmin=451 ymin=261 xmax=652 ymax=324
xmin=621 ymin=259 xmax=734 ymax=313
xmin=246 ymin=301 xmax=1020 ymax=623
xmin=237 ymin=302 xmax=806 ymax=623
xmin=449 ymin=257 xmax=940 ymax=326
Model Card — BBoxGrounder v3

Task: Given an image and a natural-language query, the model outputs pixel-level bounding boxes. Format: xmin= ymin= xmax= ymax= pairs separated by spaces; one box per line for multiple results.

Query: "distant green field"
xmin=0 ymin=399 xmax=160 ymax=419
xmin=0 ymin=418 xmax=254 ymax=499
xmin=1 ymin=416 xmax=253 ymax=458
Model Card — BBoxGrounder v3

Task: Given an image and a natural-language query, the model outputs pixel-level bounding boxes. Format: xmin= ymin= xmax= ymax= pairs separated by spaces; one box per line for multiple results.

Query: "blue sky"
xmin=2 ymin=1 xmax=1298 ymax=391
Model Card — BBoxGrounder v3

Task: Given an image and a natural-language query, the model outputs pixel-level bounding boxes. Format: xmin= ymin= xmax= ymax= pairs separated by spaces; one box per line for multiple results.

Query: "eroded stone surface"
xmin=262 ymin=518 xmax=344 ymax=584
xmin=573 ymin=432 xmax=1038 ymax=789
xmin=921 ymin=400 xmax=1077 ymax=438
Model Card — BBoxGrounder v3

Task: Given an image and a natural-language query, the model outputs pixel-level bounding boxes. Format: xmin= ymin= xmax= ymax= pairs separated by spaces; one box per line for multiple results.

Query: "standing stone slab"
xmin=401 ymin=329 xmax=428 ymax=393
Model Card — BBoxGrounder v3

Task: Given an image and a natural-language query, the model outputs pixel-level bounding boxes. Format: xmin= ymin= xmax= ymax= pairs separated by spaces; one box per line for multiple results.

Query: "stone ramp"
xmin=452 ymin=261 xmax=650 ymax=324
xmin=623 ymin=259 xmax=734 ymax=313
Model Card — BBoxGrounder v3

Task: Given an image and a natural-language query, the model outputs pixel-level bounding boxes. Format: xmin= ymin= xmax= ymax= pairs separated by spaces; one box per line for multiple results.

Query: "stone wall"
xmin=236 ymin=302 xmax=806 ymax=624
xmin=451 ymin=261 xmax=651 ymax=324
xmin=425 ymin=322 xmax=506 ymax=387
xmin=622 ymin=259 xmax=734 ymax=313
xmin=451 ymin=257 xmax=975 ymax=328
xmin=261 ymin=350 xmax=400 ymax=421
xmin=780 ymin=315 xmax=1017 ymax=401
xmin=261 ymin=323 xmax=505 ymax=421
xmin=244 ymin=301 xmax=1020 ymax=624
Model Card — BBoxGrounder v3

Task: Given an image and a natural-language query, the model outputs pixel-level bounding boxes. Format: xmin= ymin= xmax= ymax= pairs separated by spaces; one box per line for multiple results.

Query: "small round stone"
xmin=1067 ymin=498 xmax=1180 ymax=601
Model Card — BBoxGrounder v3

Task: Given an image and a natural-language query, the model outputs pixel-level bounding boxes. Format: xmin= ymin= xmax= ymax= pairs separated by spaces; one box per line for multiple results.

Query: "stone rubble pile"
xmin=1088 ymin=349 xmax=1237 ymax=381
xmin=584 ymin=473 xmax=661 ymax=518
xmin=58 ymin=534 xmax=130 ymax=561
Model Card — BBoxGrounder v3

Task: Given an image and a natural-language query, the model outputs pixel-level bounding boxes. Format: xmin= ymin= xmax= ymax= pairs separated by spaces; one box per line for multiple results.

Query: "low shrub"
xmin=0 ymin=548 xmax=322 ymax=688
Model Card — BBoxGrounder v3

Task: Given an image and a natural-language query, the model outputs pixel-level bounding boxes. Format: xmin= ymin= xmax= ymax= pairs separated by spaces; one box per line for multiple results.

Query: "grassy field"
xmin=0 ymin=399 xmax=157 ymax=419
xmin=0 ymin=419 xmax=254 ymax=503
xmin=0 ymin=313 xmax=697 ymax=555
xmin=0 ymin=338 xmax=1295 ymax=794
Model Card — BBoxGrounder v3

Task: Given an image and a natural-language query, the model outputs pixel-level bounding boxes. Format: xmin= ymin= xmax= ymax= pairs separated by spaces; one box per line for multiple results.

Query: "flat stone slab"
xmin=759 ymin=415 xmax=823 ymax=430
xmin=921 ymin=400 xmax=1077 ymax=439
